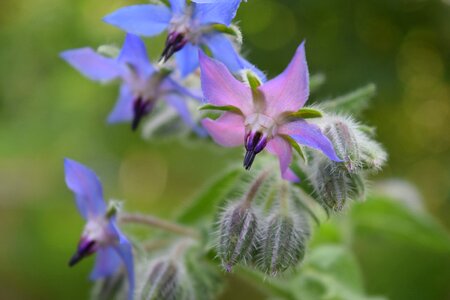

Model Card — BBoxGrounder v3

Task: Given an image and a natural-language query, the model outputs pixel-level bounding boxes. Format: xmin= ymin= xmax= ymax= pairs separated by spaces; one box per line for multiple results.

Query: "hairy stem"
xmin=119 ymin=213 xmax=200 ymax=239
xmin=243 ymin=169 xmax=270 ymax=207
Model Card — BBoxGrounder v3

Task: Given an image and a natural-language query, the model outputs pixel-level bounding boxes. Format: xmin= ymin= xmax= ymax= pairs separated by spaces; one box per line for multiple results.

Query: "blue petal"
xmin=104 ymin=5 xmax=171 ymax=37
xmin=205 ymin=33 xmax=266 ymax=81
xmin=166 ymin=78 xmax=203 ymax=102
xmin=118 ymin=34 xmax=154 ymax=78
xmin=282 ymin=121 xmax=342 ymax=162
xmin=165 ymin=94 xmax=207 ymax=136
xmin=113 ymin=231 xmax=135 ymax=300
xmin=60 ymin=48 xmax=120 ymax=82
xmin=64 ymin=159 xmax=106 ymax=219
xmin=90 ymin=247 xmax=122 ymax=280
xmin=193 ymin=0 xmax=241 ymax=26
xmin=174 ymin=43 xmax=200 ymax=77
xmin=107 ymin=84 xmax=135 ymax=124
xmin=168 ymin=0 xmax=186 ymax=14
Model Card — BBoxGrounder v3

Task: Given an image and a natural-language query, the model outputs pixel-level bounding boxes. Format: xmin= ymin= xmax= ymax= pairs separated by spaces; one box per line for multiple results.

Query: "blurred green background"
xmin=0 ymin=0 xmax=449 ymax=299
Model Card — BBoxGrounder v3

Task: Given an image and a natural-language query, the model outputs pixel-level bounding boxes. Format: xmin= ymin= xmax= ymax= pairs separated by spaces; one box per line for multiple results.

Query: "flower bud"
xmin=140 ymin=258 xmax=180 ymax=300
xmin=359 ymin=138 xmax=387 ymax=171
xmin=217 ymin=202 xmax=259 ymax=272
xmin=311 ymin=157 xmax=368 ymax=211
xmin=323 ymin=116 xmax=360 ymax=172
xmin=257 ymin=209 xmax=309 ymax=276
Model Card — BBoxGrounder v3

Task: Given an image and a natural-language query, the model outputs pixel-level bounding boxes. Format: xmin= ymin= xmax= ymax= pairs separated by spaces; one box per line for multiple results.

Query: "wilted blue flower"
xmin=61 ymin=33 xmax=203 ymax=132
xmin=103 ymin=0 xmax=263 ymax=78
xmin=64 ymin=158 xmax=134 ymax=300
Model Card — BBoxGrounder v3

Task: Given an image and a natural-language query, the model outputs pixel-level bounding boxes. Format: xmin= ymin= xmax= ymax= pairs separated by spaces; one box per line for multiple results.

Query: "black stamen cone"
xmin=159 ymin=44 xmax=175 ymax=63
xmin=159 ymin=33 xmax=186 ymax=63
xmin=68 ymin=251 xmax=83 ymax=267
xmin=244 ymin=150 xmax=257 ymax=170
xmin=68 ymin=240 xmax=95 ymax=267
xmin=132 ymin=98 xmax=152 ymax=131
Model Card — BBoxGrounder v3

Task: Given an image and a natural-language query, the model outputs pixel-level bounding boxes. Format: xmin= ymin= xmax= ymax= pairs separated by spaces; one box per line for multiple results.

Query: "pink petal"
xmin=279 ymin=120 xmax=341 ymax=162
xmin=202 ymin=112 xmax=245 ymax=147
xmin=266 ymin=136 xmax=299 ymax=182
xmin=260 ymin=42 xmax=309 ymax=118
xmin=199 ymin=52 xmax=253 ymax=115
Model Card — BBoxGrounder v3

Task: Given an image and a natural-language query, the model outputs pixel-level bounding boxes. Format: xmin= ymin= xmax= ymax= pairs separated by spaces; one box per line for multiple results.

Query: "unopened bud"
xmin=323 ymin=117 xmax=360 ymax=172
xmin=257 ymin=210 xmax=309 ymax=276
xmin=140 ymin=259 xmax=180 ymax=300
xmin=217 ymin=202 xmax=259 ymax=272
xmin=311 ymin=157 xmax=368 ymax=211
xmin=359 ymin=138 xmax=387 ymax=171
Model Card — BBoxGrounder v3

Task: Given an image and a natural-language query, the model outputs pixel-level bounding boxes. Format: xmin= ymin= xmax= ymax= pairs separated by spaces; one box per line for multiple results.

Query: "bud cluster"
xmin=307 ymin=115 xmax=386 ymax=211
xmin=216 ymin=171 xmax=310 ymax=276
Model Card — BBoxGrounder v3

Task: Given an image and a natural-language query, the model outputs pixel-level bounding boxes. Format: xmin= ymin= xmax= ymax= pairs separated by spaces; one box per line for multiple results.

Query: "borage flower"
xmin=64 ymin=159 xmax=134 ymax=299
xmin=103 ymin=0 xmax=262 ymax=78
xmin=199 ymin=43 xmax=341 ymax=181
xmin=61 ymin=33 xmax=203 ymax=132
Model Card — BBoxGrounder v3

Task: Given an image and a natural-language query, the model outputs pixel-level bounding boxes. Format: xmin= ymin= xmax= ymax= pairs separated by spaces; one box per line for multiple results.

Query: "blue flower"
xmin=103 ymin=0 xmax=264 ymax=79
xmin=61 ymin=34 xmax=204 ymax=133
xmin=64 ymin=158 xmax=134 ymax=299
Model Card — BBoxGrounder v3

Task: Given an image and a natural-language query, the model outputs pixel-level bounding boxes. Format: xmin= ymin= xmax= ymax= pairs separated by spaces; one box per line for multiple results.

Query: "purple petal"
xmin=168 ymin=0 xmax=186 ymax=14
xmin=174 ymin=43 xmax=200 ymax=77
xmin=279 ymin=120 xmax=341 ymax=161
xmin=265 ymin=137 xmax=299 ymax=182
xmin=205 ymin=33 xmax=266 ymax=82
xmin=107 ymin=84 xmax=135 ymax=124
xmin=64 ymin=158 xmax=106 ymax=219
xmin=90 ymin=247 xmax=122 ymax=280
xmin=118 ymin=33 xmax=154 ymax=78
xmin=199 ymin=51 xmax=253 ymax=115
xmin=165 ymin=93 xmax=207 ymax=136
xmin=60 ymin=48 xmax=120 ymax=82
xmin=165 ymin=78 xmax=203 ymax=102
xmin=113 ymin=232 xmax=135 ymax=300
xmin=193 ymin=0 xmax=241 ymax=26
xmin=260 ymin=42 xmax=309 ymax=118
xmin=103 ymin=5 xmax=171 ymax=37
xmin=202 ymin=112 xmax=245 ymax=147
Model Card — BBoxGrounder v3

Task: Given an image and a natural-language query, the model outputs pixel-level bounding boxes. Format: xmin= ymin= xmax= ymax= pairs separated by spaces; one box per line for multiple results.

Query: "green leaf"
xmin=322 ymin=83 xmax=376 ymax=115
xmin=289 ymin=245 xmax=386 ymax=300
xmin=198 ymin=104 xmax=242 ymax=114
xmin=288 ymin=108 xmax=323 ymax=119
xmin=351 ymin=197 xmax=450 ymax=253
xmin=176 ymin=168 xmax=241 ymax=225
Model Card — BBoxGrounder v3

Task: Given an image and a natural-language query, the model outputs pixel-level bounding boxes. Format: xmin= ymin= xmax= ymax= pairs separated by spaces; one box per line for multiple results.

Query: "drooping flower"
xmin=64 ymin=158 xmax=134 ymax=299
xmin=199 ymin=43 xmax=341 ymax=181
xmin=61 ymin=33 xmax=203 ymax=133
xmin=103 ymin=0 xmax=263 ymax=79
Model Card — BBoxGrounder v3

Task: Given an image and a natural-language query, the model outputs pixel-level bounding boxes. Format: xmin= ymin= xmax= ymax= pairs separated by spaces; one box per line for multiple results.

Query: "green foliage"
xmin=176 ymin=167 xmax=241 ymax=225
xmin=351 ymin=197 xmax=450 ymax=253
xmin=322 ymin=84 xmax=376 ymax=115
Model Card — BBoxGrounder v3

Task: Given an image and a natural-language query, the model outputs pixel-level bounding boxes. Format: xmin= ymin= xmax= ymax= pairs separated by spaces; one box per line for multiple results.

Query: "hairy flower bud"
xmin=140 ymin=258 xmax=180 ymax=300
xmin=310 ymin=157 xmax=368 ymax=211
xmin=323 ymin=116 xmax=361 ymax=172
xmin=359 ymin=138 xmax=387 ymax=171
xmin=217 ymin=202 xmax=259 ymax=272
xmin=257 ymin=212 xmax=308 ymax=276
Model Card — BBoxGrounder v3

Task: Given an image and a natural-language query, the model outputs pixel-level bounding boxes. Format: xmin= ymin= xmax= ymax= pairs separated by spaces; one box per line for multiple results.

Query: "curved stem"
xmin=119 ymin=213 xmax=200 ymax=239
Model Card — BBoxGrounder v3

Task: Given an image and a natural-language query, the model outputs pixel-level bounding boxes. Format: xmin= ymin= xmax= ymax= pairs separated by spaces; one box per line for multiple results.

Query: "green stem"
xmin=119 ymin=212 xmax=200 ymax=239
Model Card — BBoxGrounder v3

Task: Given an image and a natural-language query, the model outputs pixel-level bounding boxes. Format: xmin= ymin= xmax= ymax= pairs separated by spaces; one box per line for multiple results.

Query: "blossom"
xmin=64 ymin=158 xmax=134 ymax=299
xmin=61 ymin=33 xmax=203 ymax=133
xmin=199 ymin=43 xmax=341 ymax=181
xmin=103 ymin=0 xmax=263 ymax=79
